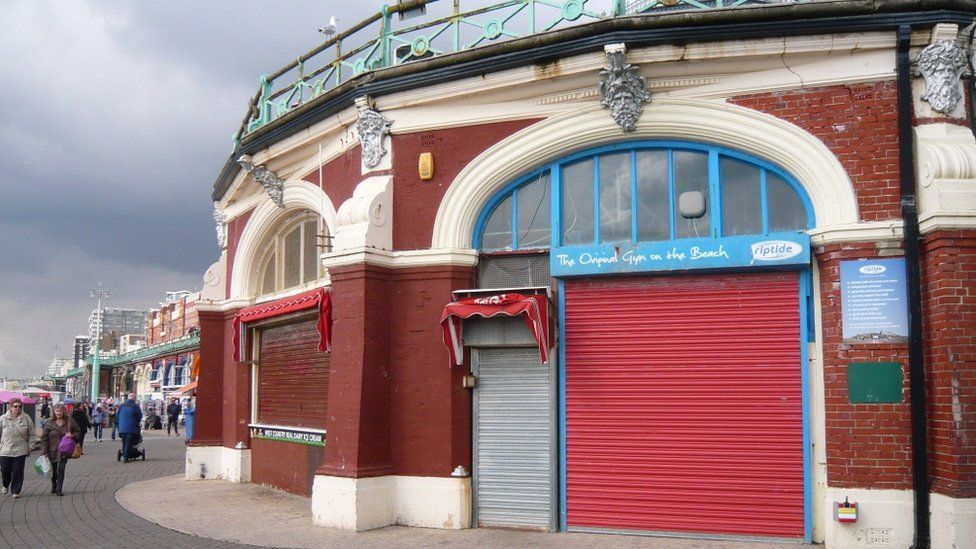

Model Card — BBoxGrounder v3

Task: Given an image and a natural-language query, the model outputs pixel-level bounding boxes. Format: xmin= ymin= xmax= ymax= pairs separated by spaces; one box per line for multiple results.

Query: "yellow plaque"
xmin=419 ymin=152 xmax=434 ymax=180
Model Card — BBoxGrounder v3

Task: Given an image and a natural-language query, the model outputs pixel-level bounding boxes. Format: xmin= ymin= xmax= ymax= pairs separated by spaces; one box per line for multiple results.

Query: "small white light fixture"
xmin=678 ymin=191 xmax=706 ymax=219
xmin=451 ymin=465 xmax=469 ymax=477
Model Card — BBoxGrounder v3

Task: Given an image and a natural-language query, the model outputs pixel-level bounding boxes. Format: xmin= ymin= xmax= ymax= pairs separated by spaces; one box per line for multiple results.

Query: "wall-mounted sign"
xmin=550 ymin=232 xmax=810 ymax=277
xmin=249 ymin=424 xmax=326 ymax=447
xmin=840 ymin=259 xmax=909 ymax=344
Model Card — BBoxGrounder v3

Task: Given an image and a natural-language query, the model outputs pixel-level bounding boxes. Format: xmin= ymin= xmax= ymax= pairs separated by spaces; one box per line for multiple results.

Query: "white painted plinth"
xmin=931 ymin=492 xmax=976 ymax=549
xmin=394 ymin=476 xmax=471 ymax=529
xmin=185 ymin=446 xmax=251 ymax=483
xmin=823 ymin=488 xmax=913 ymax=548
xmin=311 ymin=475 xmax=471 ymax=531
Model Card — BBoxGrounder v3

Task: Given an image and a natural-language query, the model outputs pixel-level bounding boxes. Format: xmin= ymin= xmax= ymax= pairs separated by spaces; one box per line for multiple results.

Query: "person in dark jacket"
xmin=166 ymin=398 xmax=182 ymax=436
xmin=117 ymin=394 xmax=142 ymax=463
xmin=41 ymin=403 xmax=79 ymax=496
xmin=69 ymin=402 xmax=91 ymax=451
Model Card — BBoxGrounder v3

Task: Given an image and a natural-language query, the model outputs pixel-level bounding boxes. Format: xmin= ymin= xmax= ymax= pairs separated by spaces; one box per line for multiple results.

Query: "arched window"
xmin=255 ymin=211 xmax=329 ymax=296
xmin=475 ymin=142 xmax=812 ymax=251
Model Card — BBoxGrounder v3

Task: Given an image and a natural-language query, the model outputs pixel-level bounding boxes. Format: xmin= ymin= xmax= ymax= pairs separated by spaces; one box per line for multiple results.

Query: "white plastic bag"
xmin=34 ymin=455 xmax=52 ymax=478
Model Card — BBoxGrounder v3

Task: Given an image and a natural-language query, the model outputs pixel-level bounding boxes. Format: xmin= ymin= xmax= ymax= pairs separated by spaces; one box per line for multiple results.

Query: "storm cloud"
xmin=0 ymin=0 xmax=381 ymax=376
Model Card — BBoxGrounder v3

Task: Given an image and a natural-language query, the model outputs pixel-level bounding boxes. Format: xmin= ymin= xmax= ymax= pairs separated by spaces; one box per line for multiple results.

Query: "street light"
xmin=90 ymin=283 xmax=110 ymax=402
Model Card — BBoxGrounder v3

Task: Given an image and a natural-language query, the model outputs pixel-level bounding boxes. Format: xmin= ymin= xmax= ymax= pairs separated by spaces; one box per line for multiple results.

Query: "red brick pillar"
xmin=317 ymin=263 xmax=395 ymax=478
xmin=815 ymin=243 xmax=914 ymax=489
xmin=922 ymin=230 xmax=976 ymax=498
xmin=191 ymin=308 xmax=227 ymax=447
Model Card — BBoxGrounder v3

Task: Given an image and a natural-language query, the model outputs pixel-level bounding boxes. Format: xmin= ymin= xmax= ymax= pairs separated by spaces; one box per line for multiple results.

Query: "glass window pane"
xmin=481 ymin=195 xmax=513 ymax=250
xmin=673 ymin=150 xmax=710 ymax=239
xmin=261 ymin=254 xmax=276 ymax=294
xmin=516 ymin=173 xmax=551 ymax=249
xmin=636 ymin=150 xmax=670 ymax=242
xmin=599 ymin=152 xmax=632 ymax=243
xmin=284 ymin=227 xmax=301 ymax=288
xmin=303 ymin=220 xmax=318 ymax=283
xmin=721 ymin=158 xmax=762 ymax=236
xmin=561 ymin=159 xmax=594 ymax=245
xmin=767 ymin=174 xmax=808 ymax=231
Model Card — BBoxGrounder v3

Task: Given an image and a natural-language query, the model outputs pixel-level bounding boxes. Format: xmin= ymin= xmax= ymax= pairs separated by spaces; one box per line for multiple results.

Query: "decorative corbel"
xmin=599 ymin=43 xmax=651 ymax=132
xmin=237 ymin=154 xmax=285 ymax=208
xmin=913 ymin=40 xmax=969 ymax=114
xmin=355 ymin=96 xmax=392 ymax=169
xmin=213 ymin=209 xmax=228 ymax=248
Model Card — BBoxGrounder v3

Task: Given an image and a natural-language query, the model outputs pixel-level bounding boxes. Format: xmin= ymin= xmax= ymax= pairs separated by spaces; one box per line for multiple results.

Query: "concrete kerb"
xmin=116 ymin=475 xmax=802 ymax=549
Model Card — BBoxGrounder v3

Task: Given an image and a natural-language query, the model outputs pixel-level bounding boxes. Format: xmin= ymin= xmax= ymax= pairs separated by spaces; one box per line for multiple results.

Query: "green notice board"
xmin=848 ymin=362 xmax=903 ymax=403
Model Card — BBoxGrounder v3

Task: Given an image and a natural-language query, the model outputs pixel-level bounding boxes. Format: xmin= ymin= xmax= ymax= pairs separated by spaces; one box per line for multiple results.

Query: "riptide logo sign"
xmin=859 ymin=264 xmax=887 ymax=275
xmin=751 ymin=240 xmax=803 ymax=261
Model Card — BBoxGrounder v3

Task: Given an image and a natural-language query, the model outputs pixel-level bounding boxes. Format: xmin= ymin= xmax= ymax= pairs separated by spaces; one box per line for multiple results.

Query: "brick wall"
xmin=391 ymin=119 xmax=540 ymax=250
xmin=922 ymin=230 xmax=976 ymax=498
xmin=732 ymin=82 xmax=900 ymax=222
xmin=815 ymin=242 xmax=913 ymax=489
xmin=389 ymin=265 xmax=475 ymax=477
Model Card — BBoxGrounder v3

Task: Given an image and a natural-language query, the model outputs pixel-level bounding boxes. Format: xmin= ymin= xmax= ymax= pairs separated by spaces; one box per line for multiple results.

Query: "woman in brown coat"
xmin=41 ymin=403 xmax=79 ymax=496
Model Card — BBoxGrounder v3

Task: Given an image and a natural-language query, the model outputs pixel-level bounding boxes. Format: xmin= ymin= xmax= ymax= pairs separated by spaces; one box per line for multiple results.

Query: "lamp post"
xmin=90 ymin=283 xmax=109 ymax=402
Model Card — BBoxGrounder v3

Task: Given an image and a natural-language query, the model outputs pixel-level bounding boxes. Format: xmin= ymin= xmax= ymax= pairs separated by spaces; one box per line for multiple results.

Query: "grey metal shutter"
xmin=473 ymin=347 xmax=555 ymax=530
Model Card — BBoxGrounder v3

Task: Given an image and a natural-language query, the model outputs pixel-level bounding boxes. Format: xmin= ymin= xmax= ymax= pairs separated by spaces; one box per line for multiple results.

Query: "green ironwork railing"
xmin=238 ymin=0 xmax=811 ymax=140
xmin=99 ymin=333 xmax=200 ymax=367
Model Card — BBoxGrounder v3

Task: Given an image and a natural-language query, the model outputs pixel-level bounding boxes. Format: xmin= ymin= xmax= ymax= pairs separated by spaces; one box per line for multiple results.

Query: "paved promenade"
xmin=2 ymin=431 xmax=803 ymax=548
xmin=0 ymin=430 xmax=251 ymax=549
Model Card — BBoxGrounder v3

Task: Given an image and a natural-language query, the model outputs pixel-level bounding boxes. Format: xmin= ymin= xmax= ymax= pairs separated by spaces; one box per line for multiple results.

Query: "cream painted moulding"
xmin=220 ymin=30 xmax=919 ymax=197
xmin=916 ymin=123 xmax=976 ymax=234
xmin=809 ymin=221 xmax=905 ymax=246
xmin=229 ymin=180 xmax=338 ymax=300
xmin=432 ymin=99 xmax=857 ymax=249
xmin=322 ymin=247 xmax=479 ymax=270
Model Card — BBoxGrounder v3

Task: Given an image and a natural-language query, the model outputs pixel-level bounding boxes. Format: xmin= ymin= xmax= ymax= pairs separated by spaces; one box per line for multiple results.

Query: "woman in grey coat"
xmin=0 ymin=397 xmax=36 ymax=498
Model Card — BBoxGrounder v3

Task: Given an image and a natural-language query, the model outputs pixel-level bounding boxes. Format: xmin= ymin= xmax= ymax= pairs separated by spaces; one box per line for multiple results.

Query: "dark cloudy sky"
xmin=0 ymin=0 xmax=388 ymax=377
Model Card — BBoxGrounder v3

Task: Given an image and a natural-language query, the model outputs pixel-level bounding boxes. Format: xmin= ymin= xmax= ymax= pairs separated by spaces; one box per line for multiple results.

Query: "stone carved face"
xmin=915 ymin=40 xmax=969 ymax=114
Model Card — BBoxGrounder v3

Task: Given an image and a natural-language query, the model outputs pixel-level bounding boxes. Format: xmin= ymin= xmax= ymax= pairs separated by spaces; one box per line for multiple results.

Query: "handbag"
xmin=57 ymin=434 xmax=76 ymax=456
xmin=71 ymin=443 xmax=83 ymax=459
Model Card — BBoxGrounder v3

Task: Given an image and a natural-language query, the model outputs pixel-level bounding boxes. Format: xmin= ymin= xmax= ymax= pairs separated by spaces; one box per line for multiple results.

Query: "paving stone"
xmin=0 ymin=431 xmax=253 ymax=549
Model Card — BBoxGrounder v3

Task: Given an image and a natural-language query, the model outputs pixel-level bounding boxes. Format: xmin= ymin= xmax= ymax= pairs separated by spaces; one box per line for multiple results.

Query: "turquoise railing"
xmin=238 ymin=0 xmax=812 ymax=140
xmin=98 ymin=333 xmax=200 ymax=367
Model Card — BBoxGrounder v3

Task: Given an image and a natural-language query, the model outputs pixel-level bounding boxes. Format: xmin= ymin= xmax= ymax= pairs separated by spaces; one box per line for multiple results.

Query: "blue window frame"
xmin=474 ymin=141 xmax=814 ymax=251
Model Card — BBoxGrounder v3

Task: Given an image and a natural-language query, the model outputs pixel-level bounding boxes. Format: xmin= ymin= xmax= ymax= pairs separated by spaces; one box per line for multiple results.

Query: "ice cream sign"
xmin=551 ymin=232 xmax=810 ymax=277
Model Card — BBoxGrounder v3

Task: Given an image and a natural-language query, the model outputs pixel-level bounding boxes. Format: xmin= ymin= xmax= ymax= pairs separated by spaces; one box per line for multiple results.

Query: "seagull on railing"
xmin=318 ymin=16 xmax=339 ymax=40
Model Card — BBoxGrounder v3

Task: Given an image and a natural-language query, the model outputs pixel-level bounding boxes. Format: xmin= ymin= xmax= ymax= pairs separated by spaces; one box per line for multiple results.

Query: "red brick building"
xmin=187 ymin=2 xmax=976 ymax=547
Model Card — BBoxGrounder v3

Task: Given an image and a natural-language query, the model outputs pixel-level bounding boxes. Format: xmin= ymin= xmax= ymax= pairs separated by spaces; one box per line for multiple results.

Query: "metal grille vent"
xmin=478 ymin=254 xmax=550 ymax=288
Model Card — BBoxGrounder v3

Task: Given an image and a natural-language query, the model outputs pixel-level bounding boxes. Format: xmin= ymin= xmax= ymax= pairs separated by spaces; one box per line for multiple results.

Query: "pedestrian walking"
xmin=40 ymin=403 xmax=79 ymax=497
xmin=92 ymin=405 xmax=106 ymax=442
xmin=117 ymin=393 xmax=142 ymax=463
xmin=70 ymin=402 xmax=91 ymax=451
xmin=0 ymin=398 xmax=36 ymax=498
xmin=108 ymin=404 xmax=118 ymax=440
xmin=166 ymin=398 xmax=182 ymax=437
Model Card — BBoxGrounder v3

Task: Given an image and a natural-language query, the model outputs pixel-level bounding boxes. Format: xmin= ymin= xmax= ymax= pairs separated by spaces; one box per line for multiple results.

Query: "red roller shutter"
xmin=257 ymin=317 xmax=330 ymax=430
xmin=565 ymin=272 xmax=803 ymax=538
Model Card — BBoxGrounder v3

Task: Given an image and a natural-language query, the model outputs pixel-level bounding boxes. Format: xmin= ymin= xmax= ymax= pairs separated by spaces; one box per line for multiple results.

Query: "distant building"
xmin=101 ymin=291 xmax=200 ymax=401
xmin=88 ymin=307 xmax=148 ymax=347
xmin=72 ymin=336 xmax=89 ymax=369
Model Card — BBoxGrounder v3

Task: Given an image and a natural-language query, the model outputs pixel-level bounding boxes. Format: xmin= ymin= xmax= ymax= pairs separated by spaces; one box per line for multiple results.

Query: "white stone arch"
xmin=431 ymin=99 xmax=857 ymax=249
xmin=230 ymin=180 xmax=338 ymax=300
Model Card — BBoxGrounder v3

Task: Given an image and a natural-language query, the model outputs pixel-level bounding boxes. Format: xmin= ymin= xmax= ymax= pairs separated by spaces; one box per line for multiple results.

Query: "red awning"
xmin=233 ymin=287 xmax=332 ymax=361
xmin=176 ymin=380 xmax=198 ymax=395
xmin=440 ymin=293 xmax=550 ymax=366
